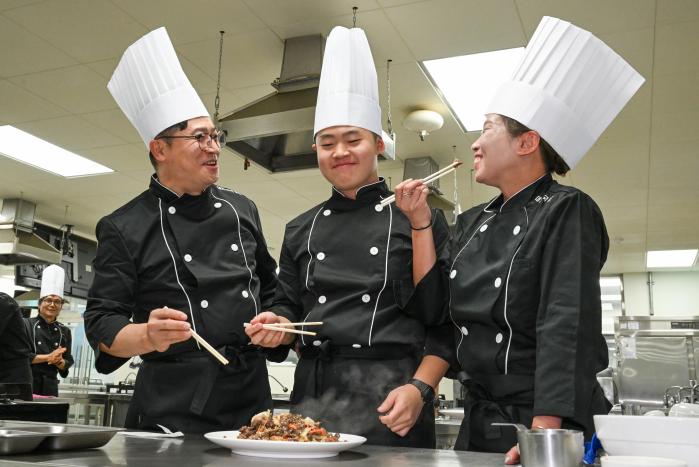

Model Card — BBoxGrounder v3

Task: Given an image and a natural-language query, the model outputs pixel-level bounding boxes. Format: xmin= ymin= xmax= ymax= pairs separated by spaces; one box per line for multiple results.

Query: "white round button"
xmin=168 ymin=206 xmax=176 ymax=214
xmin=480 ymin=224 xmax=488 ymax=232
xmin=323 ymin=209 xmax=331 ymax=216
xmin=200 ymin=300 xmax=209 ymax=309
xmin=318 ymin=295 xmax=327 ymax=304
xmin=241 ymin=290 xmax=249 ymax=299
xmin=369 ymin=247 xmax=379 ymax=256
xmin=513 ymin=225 xmax=521 ymax=235
xmin=316 ymin=252 xmax=326 ymax=261
xmin=460 ymin=326 xmax=468 ymax=336
xmin=313 ymin=340 xmax=322 ymax=346
xmin=495 ymin=332 xmax=503 ymax=344
xmin=54 ymin=342 xmax=58 ymax=346
xmin=352 ymin=344 xmax=362 ymax=348
xmin=450 ymin=270 xmax=458 ymax=279
xmin=374 ymin=204 xmax=384 ymax=212
xmin=494 ymin=277 xmax=502 ymax=288
xmin=184 ymin=254 xmax=192 ymax=262
xmin=361 ymin=294 xmax=371 ymax=303
xmin=37 ymin=341 xmax=42 ymax=345
xmin=231 ymin=243 xmax=239 ymax=252
xmin=214 ymin=202 xmax=222 ymax=208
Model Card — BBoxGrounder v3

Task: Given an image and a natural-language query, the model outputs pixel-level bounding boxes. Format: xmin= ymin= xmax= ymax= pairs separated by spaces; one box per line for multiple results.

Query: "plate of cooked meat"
xmin=205 ymin=411 xmax=366 ymax=458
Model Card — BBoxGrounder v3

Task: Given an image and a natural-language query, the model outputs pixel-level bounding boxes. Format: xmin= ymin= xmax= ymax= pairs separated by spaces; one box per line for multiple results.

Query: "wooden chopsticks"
xmin=379 ymin=159 xmax=463 ymax=207
xmin=190 ymin=329 xmax=229 ymax=365
xmin=243 ymin=321 xmax=322 ymax=336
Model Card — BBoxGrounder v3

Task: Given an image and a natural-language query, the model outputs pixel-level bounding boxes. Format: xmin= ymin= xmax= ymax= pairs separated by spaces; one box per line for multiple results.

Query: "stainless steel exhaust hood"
xmin=220 ymin=34 xmax=394 ymax=173
xmin=0 ymin=199 xmax=62 ymax=265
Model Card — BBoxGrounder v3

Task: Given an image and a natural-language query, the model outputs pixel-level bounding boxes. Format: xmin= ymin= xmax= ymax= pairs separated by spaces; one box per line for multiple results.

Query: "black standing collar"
xmin=326 ymin=178 xmax=391 ymax=211
xmin=484 ymin=173 xmax=554 ymax=213
xmin=149 ymin=175 xmax=216 ymax=220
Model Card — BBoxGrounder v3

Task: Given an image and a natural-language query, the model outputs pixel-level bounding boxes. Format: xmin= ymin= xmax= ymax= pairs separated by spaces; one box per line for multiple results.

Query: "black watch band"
xmin=408 ymin=378 xmax=435 ymax=403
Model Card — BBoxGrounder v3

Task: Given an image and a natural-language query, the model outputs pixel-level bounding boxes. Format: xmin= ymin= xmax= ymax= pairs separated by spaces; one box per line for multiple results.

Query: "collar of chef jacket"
xmin=149 ymin=174 xmax=216 ymax=220
xmin=326 ymin=177 xmax=391 ymax=212
xmin=484 ymin=173 xmax=553 ymax=213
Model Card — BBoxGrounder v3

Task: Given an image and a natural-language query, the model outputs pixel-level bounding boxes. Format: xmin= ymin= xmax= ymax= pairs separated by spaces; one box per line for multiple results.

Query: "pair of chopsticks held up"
xmin=188 ymin=160 xmax=463 ymax=365
xmin=190 ymin=322 xmax=322 ymax=366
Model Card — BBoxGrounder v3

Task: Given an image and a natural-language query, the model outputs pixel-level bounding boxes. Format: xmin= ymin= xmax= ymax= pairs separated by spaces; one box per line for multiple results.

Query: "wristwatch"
xmin=408 ymin=378 xmax=435 ymax=403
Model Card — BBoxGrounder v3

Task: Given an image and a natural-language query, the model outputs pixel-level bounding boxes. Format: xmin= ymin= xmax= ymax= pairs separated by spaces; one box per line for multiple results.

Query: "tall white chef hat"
xmin=108 ymin=27 xmax=209 ymax=147
xmin=486 ymin=16 xmax=645 ymax=169
xmin=314 ymin=26 xmax=383 ymax=138
xmin=40 ymin=264 xmax=65 ymax=299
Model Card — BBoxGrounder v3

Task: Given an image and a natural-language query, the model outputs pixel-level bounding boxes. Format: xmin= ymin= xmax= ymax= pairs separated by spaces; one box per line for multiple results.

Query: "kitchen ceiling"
xmin=0 ymin=0 xmax=697 ymax=273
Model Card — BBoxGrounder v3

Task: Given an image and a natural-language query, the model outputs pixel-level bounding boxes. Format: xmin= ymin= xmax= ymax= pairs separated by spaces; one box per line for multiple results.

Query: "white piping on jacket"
xmin=368 ymin=202 xmax=392 ymax=347
xmin=158 ymin=198 xmax=198 ymax=347
xmin=211 ymin=192 xmax=259 ymax=316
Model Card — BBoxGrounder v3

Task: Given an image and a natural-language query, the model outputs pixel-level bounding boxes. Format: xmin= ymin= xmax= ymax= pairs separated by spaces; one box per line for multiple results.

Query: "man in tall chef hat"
xmin=394 ymin=16 xmax=644 ymax=463
xmin=26 ymin=264 xmax=74 ymax=396
xmin=84 ymin=27 xmax=284 ymax=433
xmin=245 ymin=25 xmax=452 ymax=447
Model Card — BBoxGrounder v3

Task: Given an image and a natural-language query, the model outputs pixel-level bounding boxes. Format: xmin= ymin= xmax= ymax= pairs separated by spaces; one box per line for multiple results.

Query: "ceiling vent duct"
xmin=0 ymin=199 xmax=62 ymax=265
xmin=220 ymin=34 xmax=394 ymax=173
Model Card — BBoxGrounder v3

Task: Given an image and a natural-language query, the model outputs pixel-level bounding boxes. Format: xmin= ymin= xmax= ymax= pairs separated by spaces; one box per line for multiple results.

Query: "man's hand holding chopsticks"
xmin=245 ymin=312 xmax=296 ymax=347
xmin=146 ymin=307 xmax=192 ymax=352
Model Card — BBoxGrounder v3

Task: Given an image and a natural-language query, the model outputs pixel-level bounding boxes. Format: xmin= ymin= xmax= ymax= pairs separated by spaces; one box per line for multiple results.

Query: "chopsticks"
xmin=243 ymin=322 xmax=319 ymax=336
xmin=190 ymin=329 xmax=229 ymax=365
xmin=161 ymin=305 xmax=229 ymax=365
xmin=379 ymin=159 xmax=463 ymax=207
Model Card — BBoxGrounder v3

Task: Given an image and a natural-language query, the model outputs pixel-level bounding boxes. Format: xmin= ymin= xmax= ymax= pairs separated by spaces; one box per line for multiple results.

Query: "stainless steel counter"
xmin=0 ymin=434 xmax=506 ymax=466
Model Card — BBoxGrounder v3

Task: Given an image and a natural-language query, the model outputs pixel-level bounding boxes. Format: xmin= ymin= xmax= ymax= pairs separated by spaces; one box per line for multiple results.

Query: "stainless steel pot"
xmin=492 ymin=423 xmax=583 ymax=467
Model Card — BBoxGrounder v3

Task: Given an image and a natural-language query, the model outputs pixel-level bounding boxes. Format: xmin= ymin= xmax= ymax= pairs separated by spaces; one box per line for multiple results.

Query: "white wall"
xmin=623 ymin=271 xmax=699 ymax=317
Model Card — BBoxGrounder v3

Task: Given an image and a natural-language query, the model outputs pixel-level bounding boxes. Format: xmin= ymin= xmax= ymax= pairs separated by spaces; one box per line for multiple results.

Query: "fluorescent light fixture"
xmin=646 ymin=249 xmax=698 ymax=268
xmin=0 ymin=126 xmax=113 ymax=178
xmin=421 ymin=47 xmax=525 ymax=132
xmin=600 ymin=277 xmax=622 ymax=288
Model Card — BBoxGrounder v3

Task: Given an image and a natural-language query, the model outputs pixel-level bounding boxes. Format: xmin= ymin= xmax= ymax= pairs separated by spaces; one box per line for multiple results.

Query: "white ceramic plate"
xmin=601 ymin=456 xmax=687 ymax=466
xmin=438 ymin=408 xmax=465 ymax=420
xmin=595 ymin=415 xmax=699 ymax=467
xmin=204 ymin=430 xmax=367 ymax=458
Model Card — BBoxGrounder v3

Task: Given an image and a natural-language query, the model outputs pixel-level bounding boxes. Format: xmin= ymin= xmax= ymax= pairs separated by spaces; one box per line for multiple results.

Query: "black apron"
xmin=291 ymin=342 xmax=435 ymax=448
xmin=125 ymin=346 xmax=272 ymax=434
xmin=453 ymin=373 xmax=609 ymax=452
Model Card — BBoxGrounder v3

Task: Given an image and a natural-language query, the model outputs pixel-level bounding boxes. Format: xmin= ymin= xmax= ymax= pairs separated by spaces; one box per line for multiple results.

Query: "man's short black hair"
xmin=148 ymin=119 xmax=189 ymax=169
xmin=499 ymin=115 xmax=570 ymax=176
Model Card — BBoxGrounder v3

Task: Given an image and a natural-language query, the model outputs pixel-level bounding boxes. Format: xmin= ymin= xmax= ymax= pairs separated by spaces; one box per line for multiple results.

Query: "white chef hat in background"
xmin=314 ymin=26 xmax=383 ymax=138
xmin=40 ymin=264 xmax=65 ymax=299
xmin=486 ymin=16 xmax=645 ymax=169
xmin=107 ymin=27 xmax=209 ymax=147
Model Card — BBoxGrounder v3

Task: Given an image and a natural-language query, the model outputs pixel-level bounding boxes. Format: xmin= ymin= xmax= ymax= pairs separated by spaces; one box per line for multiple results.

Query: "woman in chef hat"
xmin=395 ymin=16 xmax=644 ymax=463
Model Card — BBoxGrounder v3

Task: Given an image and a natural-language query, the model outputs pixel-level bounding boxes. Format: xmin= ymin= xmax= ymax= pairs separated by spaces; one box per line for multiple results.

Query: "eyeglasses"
xmin=42 ymin=298 xmax=64 ymax=306
xmin=156 ymin=129 xmax=226 ymax=150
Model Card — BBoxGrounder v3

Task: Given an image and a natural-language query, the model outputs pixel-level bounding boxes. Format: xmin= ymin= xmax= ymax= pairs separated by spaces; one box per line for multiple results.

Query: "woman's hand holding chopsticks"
xmin=245 ymin=311 xmax=298 ymax=348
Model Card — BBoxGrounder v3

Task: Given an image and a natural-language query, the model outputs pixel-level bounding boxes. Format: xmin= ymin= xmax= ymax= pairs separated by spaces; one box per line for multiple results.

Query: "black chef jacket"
xmin=447 ymin=174 xmax=610 ymax=451
xmin=84 ymin=175 xmax=284 ymax=433
xmin=0 ymin=293 xmax=32 ymax=389
xmin=272 ymin=179 xmax=452 ymax=448
xmin=26 ymin=315 xmax=74 ymax=396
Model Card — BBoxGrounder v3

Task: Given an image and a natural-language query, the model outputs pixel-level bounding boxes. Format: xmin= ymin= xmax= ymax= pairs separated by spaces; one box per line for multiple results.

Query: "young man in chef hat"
xmin=26 ymin=264 xmax=74 ymax=396
xmin=245 ymin=25 xmax=452 ymax=447
xmin=395 ymin=16 xmax=644 ymax=462
xmin=84 ymin=27 xmax=283 ymax=433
